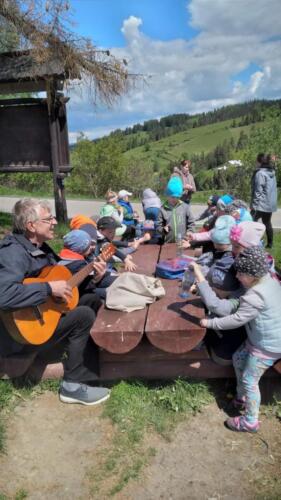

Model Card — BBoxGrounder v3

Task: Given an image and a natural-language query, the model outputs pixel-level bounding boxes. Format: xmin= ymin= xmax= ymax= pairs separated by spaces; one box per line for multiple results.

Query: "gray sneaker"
xmin=59 ymin=384 xmax=110 ymax=406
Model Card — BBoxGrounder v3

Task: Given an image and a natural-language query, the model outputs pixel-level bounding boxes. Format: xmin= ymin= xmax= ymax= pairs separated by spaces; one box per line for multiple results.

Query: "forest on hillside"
xmin=1 ymin=100 xmax=281 ymax=202
xmin=107 ymin=99 xmax=280 ymax=151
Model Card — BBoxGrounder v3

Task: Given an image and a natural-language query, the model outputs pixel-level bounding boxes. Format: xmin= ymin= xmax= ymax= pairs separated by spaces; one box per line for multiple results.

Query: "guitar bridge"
xmin=33 ymin=306 xmax=45 ymax=325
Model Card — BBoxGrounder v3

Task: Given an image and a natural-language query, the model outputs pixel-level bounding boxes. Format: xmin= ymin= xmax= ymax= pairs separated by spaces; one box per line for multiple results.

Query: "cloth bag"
xmin=106 ymin=272 xmax=165 ymax=312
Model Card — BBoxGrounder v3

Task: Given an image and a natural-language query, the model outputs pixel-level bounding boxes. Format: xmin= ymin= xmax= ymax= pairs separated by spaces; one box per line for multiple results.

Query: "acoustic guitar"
xmin=1 ymin=243 xmax=116 ymax=346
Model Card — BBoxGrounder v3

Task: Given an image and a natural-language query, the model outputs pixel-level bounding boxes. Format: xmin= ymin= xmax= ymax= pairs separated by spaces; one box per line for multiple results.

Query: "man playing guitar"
xmin=0 ymin=198 xmax=110 ymax=406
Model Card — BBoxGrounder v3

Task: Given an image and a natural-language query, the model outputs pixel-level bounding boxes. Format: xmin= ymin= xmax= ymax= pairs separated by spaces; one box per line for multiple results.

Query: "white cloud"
xmin=66 ymin=0 xmax=281 ymax=139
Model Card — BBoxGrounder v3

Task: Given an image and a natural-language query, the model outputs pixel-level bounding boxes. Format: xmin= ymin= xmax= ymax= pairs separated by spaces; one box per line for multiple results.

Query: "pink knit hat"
xmin=230 ymin=221 xmax=265 ymax=248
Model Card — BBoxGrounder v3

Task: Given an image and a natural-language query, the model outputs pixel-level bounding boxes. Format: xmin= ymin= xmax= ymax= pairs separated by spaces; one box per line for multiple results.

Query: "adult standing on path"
xmin=250 ymin=153 xmax=278 ymax=249
xmin=171 ymin=159 xmax=196 ymax=204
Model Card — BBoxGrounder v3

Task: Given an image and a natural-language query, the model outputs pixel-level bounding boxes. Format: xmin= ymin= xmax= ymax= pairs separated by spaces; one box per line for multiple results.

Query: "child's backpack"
xmin=155 ymin=256 xmax=195 ymax=279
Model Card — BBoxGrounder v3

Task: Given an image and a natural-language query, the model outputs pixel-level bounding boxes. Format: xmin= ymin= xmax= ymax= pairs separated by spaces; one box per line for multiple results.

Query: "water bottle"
xmin=179 ymin=268 xmax=195 ymax=298
xmin=176 ymin=232 xmax=183 ymax=257
xmin=135 ymin=221 xmax=143 ymax=239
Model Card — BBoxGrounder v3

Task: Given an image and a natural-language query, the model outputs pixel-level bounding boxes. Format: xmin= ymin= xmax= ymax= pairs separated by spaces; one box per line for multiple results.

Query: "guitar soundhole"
xmin=33 ymin=306 xmax=45 ymax=325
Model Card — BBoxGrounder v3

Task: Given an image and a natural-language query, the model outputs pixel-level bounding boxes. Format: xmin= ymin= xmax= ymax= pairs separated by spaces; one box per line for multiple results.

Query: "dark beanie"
xmin=235 ymin=246 xmax=268 ymax=277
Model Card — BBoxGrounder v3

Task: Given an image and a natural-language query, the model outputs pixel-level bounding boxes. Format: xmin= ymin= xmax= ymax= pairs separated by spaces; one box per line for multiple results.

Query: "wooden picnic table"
xmin=91 ymin=244 xmax=205 ymax=355
xmin=91 ymin=243 xmax=281 ymax=380
xmin=91 ymin=243 xmax=231 ymax=379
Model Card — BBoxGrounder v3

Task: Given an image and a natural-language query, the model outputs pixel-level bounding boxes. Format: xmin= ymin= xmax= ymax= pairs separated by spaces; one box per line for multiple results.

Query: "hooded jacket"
xmin=251 ymin=167 xmax=277 ymax=213
xmin=156 ymin=199 xmax=195 ymax=243
xmin=141 ymin=189 xmax=162 ymax=211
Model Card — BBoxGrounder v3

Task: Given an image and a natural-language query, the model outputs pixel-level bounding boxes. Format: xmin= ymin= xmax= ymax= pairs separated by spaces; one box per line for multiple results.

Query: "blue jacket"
xmin=118 ymin=199 xmax=135 ymax=226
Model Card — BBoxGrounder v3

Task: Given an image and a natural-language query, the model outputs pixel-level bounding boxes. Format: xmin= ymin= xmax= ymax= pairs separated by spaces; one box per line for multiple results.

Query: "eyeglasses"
xmin=38 ymin=215 xmax=57 ymax=224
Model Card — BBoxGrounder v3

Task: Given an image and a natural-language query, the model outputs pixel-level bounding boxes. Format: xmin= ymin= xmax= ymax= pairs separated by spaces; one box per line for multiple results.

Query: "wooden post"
xmin=47 ymin=81 xmax=68 ymax=224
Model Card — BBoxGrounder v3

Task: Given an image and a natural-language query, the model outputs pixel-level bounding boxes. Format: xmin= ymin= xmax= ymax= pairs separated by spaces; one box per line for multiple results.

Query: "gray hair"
xmin=12 ymin=198 xmax=52 ymax=233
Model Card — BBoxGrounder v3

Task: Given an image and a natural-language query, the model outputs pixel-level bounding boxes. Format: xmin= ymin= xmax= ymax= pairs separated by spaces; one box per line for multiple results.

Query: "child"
xmin=100 ymin=190 xmax=127 ymax=237
xmin=190 ymin=221 xmax=266 ymax=366
xmin=183 ymin=193 xmax=235 ymax=252
xmin=230 ymin=221 xmax=265 ymax=257
xmin=201 ymin=246 xmax=281 ymax=433
xmin=59 ymin=229 xmax=114 ymax=302
xmin=97 ymin=216 xmax=137 ymax=272
xmin=228 ymin=200 xmax=252 ymax=224
xmin=141 ymin=188 xmax=161 ymax=221
xmin=117 ymin=189 xmax=139 ymax=240
xmin=196 ymin=194 xmax=220 ymax=229
xmin=59 ymin=229 xmax=95 ymax=267
xmin=156 ymin=176 xmax=195 ymax=243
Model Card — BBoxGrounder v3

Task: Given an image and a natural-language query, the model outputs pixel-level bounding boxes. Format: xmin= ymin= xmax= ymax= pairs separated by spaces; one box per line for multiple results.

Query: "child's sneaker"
xmin=225 ymin=415 xmax=260 ymax=433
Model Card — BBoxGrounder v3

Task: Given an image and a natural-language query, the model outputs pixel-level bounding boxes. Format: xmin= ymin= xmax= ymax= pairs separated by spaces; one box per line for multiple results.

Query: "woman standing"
xmin=250 ymin=153 xmax=277 ymax=249
xmin=171 ymin=160 xmax=196 ymax=204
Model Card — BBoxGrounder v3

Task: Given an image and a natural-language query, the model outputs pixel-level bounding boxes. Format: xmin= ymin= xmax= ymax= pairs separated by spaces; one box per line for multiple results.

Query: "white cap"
xmin=118 ymin=189 xmax=132 ymax=198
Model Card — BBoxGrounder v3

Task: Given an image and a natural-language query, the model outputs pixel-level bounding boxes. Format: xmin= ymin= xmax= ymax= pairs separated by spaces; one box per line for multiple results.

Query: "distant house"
xmin=217 ymin=159 xmax=243 ymax=171
xmin=228 ymin=160 xmax=243 ymax=166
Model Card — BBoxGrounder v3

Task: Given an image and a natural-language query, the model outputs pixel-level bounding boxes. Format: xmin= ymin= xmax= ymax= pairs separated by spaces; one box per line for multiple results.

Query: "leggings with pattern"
xmin=233 ymin=342 xmax=275 ymax=424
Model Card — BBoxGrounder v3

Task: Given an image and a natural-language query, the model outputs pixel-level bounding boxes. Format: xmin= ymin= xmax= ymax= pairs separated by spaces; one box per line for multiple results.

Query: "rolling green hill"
xmin=123 ymin=119 xmax=260 ymax=169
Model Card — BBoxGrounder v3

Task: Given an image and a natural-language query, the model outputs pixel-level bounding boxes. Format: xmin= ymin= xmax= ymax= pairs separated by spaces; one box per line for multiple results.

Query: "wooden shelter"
xmin=0 ymin=50 xmax=76 ymax=223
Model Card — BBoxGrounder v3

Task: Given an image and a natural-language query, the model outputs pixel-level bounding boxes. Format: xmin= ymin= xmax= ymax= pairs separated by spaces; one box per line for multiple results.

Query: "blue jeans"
xmin=233 ymin=342 xmax=275 ymax=423
xmin=144 ymin=207 xmax=160 ymax=221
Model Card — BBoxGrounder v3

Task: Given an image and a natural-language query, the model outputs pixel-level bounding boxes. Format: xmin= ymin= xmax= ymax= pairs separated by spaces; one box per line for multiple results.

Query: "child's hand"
xmin=124 ymin=256 xmax=137 ymax=272
xmin=189 ymin=261 xmax=200 ymax=274
xmin=185 ymin=232 xmax=194 ymax=241
xmin=182 ymin=239 xmax=191 ymax=249
xmin=189 ymin=283 xmax=197 ymax=294
xmin=189 ymin=262 xmax=205 ymax=283
xmin=164 ymin=225 xmax=170 ymax=233
xmin=200 ymin=318 xmax=208 ymax=328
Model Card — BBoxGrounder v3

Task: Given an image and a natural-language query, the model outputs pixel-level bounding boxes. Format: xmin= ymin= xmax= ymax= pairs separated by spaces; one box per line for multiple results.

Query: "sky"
xmin=66 ymin=0 xmax=281 ymax=143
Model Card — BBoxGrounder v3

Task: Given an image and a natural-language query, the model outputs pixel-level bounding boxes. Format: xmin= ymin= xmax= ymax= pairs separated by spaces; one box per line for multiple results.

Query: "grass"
xmin=0 ymin=492 xmax=28 ymax=500
xmin=0 ymin=185 xmax=105 ymax=201
xmin=89 ymin=379 xmax=213 ymax=496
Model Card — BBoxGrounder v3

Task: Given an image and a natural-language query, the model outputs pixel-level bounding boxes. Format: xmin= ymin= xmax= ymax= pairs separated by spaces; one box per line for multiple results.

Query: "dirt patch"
xmin=0 ymin=392 xmax=281 ymax=499
xmin=0 ymin=391 xmax=112 ymax=499
xmin=118 ymin=405 xmax=281 ymax=500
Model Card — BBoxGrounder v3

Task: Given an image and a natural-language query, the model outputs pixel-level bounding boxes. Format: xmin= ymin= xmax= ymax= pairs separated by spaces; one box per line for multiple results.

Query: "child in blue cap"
xmin=155 ymin=177 xmax=196 ymax=243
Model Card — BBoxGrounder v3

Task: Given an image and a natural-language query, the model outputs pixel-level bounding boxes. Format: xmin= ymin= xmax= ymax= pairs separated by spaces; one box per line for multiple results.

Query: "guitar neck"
xmin=67 ymin=260 xmax=96 ymax=288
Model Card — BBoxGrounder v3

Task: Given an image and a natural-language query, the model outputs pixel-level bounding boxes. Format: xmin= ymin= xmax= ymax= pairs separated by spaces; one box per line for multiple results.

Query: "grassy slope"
xmin=123 ymin=119 xmax=263 ymax=168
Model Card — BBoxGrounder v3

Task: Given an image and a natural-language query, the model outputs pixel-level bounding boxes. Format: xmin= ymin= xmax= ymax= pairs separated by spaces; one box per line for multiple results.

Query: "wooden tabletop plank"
xmin=146 ymin=293 xmax=205 ymax=354
xmin=90 ymin=307 xmax=145 ymax=354
xmin=159 ymin=243 xmax=195 ymax=260
xmin=130 ymin=243 xmax=160 ymax=275
xmin=91 ymin=245 xmax=161 ymax=353
xmin=147 ymin=244 xmax=206 ymax=353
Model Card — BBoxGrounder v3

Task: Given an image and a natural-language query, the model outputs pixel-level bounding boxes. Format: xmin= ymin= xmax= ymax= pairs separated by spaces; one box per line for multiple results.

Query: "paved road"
xmin=1 ymin=196 xmax=281 ymax=228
